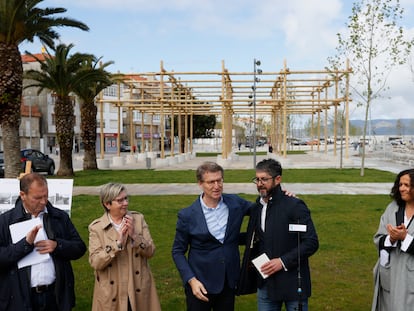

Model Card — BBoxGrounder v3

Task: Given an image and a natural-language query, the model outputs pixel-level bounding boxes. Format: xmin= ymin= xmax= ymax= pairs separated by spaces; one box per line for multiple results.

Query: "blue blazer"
xmin=172 ymin=193 xmax=253 ymax=294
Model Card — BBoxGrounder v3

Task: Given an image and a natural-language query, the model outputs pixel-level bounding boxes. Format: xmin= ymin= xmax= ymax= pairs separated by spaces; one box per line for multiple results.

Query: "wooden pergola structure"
xmin=97 ymin=59 xmax=352 ymax=160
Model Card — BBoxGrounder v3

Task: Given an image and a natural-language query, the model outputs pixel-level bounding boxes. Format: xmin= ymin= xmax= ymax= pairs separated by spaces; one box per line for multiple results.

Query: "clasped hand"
xmin=387 ymin=223 xmax=408 ymax=244
xmin=118 ymin=214 xmax=136 ymax=245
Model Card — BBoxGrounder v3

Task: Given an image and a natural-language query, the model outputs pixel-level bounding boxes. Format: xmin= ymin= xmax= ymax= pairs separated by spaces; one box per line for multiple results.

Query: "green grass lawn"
xmin=69 ymin=168 xmax=395 ymax=186
xmin=70 ymin=193 xmax=389 ymax=311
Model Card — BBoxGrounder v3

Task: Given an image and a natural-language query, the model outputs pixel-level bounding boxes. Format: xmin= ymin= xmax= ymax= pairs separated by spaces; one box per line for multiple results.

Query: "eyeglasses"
xmin=252 ymin=177 xmax=275 ymax=184
xmin=113 ymin=196 xmax=128 ymax=204
xmin=203 ymin=178 xmax=224 ymax=186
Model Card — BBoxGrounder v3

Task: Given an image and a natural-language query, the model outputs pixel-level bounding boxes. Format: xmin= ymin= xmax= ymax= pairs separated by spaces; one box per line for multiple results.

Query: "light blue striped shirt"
xmin=200 ymin=195 xmax=228 ymax=243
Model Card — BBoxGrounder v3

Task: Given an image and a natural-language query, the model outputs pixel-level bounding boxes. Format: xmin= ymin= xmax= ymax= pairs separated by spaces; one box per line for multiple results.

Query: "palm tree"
xmin=75 ymin=59 xmax=115 ymax=170
xmin=0 ymin=0 xmax=88 ymax=178
xmin=25 ymin=43 xmax=107 ymax=176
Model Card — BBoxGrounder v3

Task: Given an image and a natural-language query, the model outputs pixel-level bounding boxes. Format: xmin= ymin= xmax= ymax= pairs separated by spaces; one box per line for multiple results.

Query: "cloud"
xmin=279 ymin=0 xmax=343 ymax=48
xmin=47 ymin=0 xmax=195 ymax=11
xmin=24 ymin=0 xmax=414 ymax=121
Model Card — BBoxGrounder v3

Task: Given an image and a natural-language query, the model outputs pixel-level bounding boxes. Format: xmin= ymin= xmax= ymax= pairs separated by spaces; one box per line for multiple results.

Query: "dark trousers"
xmin=185 ymin=282 xmax=235 ymax=311
xmin=31 ymin=285 xmax=58 ymax=311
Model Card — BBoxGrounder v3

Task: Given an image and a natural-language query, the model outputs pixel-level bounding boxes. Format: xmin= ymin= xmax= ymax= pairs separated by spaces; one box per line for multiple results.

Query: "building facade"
xmin=4 ymin=54 xmax=166 ymax=155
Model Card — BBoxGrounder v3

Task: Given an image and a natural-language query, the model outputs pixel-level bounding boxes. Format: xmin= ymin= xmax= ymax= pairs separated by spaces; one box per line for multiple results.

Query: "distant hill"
xmin=350 ymin=119 xmax=414 ymax=136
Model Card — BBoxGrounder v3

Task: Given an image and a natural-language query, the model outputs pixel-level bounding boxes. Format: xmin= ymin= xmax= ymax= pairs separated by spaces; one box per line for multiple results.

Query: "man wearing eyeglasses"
xmin=172 ymin=161 xmax=254 ymax=311
xmin=239 ymin=158 xmax=319 ymax=311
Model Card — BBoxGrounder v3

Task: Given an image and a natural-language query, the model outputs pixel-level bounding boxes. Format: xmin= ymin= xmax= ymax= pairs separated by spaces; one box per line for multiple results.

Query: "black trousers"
xmin=185 ymin=282 xmax=235 ymax=311
xmin=31 ymin=284 xmax=58 ymax=311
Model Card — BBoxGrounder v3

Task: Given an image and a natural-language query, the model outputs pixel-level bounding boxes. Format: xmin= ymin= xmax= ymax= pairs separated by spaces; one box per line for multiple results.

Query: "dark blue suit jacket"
xmin=172 ymin=193 xmax=253 ymax=294
xmin=0 ymin=198 xmax=86 ymax=311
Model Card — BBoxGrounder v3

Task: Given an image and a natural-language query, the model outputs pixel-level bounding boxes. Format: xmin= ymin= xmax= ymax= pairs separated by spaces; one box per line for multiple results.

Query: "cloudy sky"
xmin=21 ymin=0 xmax=414 ymax=121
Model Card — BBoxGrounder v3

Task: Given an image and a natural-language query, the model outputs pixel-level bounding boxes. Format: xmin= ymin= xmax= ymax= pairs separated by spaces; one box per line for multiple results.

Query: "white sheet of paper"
xmin=252 ymin=253 xmax=271 ymax=279
xmin=9 ymin=218 xmax=50 ymax=268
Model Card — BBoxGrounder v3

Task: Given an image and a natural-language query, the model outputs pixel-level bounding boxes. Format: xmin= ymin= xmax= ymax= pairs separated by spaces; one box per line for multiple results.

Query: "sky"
xmin=20 ymin=0 xmax=414 ymax=121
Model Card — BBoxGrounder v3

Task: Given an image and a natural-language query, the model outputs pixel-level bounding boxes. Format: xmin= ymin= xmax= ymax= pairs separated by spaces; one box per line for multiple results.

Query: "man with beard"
xmin=239 ymin=158 xmax=319 ymax=311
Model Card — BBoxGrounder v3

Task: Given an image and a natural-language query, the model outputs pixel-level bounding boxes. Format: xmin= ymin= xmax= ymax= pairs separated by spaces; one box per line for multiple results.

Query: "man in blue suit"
xmin=172 ymin=161 xmax=253 ymax=311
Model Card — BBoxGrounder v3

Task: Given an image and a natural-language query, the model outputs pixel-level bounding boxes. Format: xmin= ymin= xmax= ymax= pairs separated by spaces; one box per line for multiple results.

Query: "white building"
xmin=18 ymin=54 xmax=166 ymax=154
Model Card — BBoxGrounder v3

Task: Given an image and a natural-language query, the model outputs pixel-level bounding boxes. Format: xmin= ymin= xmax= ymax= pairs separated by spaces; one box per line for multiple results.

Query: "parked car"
xmin=245 ymin=139 xmax=266 ymax=148
xmin=256 ymin=139 xmax=266 ymax=147
xmin=21 ymin=149 xmax=55 ymax=175
xmin=292 ymin=140 xmax=309 ymax=146
xmin=120 ymin=143 xmax=131 ymax=152
xmin=390 ymin=140 xmax=405 ymax=146
xmin=306 ymin=139 xmax=320 ymax=145
xmin=0 ymin=151 xmax=4 ymax=177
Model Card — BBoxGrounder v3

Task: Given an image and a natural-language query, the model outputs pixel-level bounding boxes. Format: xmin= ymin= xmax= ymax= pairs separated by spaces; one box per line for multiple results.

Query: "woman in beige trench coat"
xmin=88 ymin=183 xmax=161 ymax=311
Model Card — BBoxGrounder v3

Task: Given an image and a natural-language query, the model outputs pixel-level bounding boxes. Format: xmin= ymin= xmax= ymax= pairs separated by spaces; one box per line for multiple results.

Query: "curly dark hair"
xmin=390 ymin=169 xmax=414 ymax=207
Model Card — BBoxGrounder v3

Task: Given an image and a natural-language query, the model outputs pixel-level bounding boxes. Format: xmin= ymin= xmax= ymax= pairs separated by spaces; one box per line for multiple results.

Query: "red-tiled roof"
xmin=21 ymin=53 xmax=49 ymax=63
xmin=123 ymin=74 xmax=147 ymax=81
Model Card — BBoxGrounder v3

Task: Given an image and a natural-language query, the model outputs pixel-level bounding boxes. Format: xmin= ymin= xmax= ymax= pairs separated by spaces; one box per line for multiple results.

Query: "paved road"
xmin=71 ymin=149 xmax=404 ymax=196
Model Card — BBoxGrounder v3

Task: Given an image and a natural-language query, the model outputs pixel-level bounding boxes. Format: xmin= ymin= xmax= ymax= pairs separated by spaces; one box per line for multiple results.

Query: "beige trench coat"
xmin=89 ymin=211 xmax=161 ymax=311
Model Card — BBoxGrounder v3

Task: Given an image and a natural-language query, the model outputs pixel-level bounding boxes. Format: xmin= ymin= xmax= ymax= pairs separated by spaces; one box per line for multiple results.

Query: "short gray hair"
xmin=99 ymin=183 xmax=127 ymax=211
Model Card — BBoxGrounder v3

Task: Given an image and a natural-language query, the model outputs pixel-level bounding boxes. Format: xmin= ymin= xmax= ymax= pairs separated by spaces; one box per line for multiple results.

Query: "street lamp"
xmin=252 ymin=59 xmax=261 ymax=168
xmin=25 ymin=91 xmax=33 ymax=148
xmin=29 ymin=95 xmax=32 ymax=148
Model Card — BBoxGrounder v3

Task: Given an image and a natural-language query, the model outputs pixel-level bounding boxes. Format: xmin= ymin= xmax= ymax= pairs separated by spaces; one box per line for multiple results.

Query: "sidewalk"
xmin=72 ymin=149 xmax=403 ymax=196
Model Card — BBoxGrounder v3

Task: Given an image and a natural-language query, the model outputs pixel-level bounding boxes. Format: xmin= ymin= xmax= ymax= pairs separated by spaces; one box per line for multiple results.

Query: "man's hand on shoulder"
xmin=283 ymin=189 xmax=296 ymax=197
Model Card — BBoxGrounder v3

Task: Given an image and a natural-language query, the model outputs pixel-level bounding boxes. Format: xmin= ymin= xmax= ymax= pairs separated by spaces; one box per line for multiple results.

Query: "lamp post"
xmin=252 ymin=59 xmax=261 ymax=168
xmin=25 ymin=91 xmax=33 ymax=148
xmin=29 ymin=95 xmax=32 ymax=148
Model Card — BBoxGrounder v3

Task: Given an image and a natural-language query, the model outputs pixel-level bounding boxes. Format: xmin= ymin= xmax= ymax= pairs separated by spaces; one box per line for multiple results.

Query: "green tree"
xmin=74 ymin=59 xmax=115 ymax=170
xmin=0 ymin=0 xmax=88 ymax=177
xmin=328 ymin=0 xmax=413 ymax=176
xmin=192 ymin=115 xmax=216 ymax=138
xmin=173 ymin=114 xmax=216 ymax=153
xmin=25 ymin=44 xmax=104 ymax=176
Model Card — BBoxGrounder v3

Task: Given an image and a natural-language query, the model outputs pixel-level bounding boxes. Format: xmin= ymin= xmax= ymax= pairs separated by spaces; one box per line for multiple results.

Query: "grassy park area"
xmin=71 ymin=167 xmax=395 ymax=186
xmin=68 ymin=168 xmax=394 ymax=310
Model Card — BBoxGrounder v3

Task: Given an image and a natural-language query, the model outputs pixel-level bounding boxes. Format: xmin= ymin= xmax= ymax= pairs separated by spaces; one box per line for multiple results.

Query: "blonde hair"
xmin=99 ymin=183 xmax=126 ymax=211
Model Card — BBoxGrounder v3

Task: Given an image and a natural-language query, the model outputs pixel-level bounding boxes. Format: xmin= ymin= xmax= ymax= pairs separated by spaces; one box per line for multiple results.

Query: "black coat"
xmin=238 ymin=185 xmax=319 ymax=301
xmin=0 ymin=198 xmax=86 ymax=311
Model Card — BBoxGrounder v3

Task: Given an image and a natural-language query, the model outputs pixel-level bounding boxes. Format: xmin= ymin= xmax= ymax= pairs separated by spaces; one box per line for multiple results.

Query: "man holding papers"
xmin=0 ymin=173 xmax=86 ymax=311
xmin=239 ymin=159 xmax=319 ymax=311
